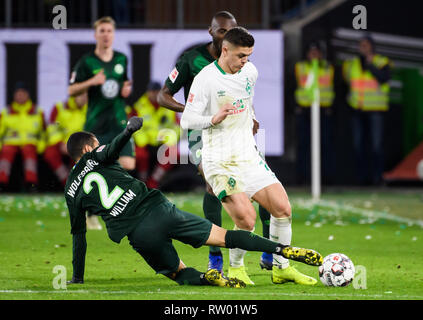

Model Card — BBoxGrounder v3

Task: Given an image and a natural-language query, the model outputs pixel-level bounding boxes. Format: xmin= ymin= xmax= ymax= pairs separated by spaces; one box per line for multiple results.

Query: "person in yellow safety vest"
xmin=127 ymin=81 xmax=180 ymax=189
xmin=44 ymin=92 xmax=88 ymax=187
xmin=343 ymin=35 xmax=392 ymax=185
xmin=0 ymin=82 xmax=46 ymax=192
xmin=294 ymin=41 xmax=336 ymax=185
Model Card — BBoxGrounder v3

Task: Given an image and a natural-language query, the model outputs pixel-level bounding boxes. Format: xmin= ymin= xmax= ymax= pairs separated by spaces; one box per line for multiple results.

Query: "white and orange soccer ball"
xmin=319 ymin=253 xmax=355 ymax=287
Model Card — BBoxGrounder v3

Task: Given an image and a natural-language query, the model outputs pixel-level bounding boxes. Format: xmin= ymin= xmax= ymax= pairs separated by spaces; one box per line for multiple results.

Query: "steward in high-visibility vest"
xmin=295 ymin=59 xmax=335 ymax=108
xmin=0 ymin=100 xmax=45 ymax=150
xmin=342 ymin=35 xmax=392 ymax=185
xmin=294 ymin=42 xmax=336 ymax=185
xmin=130 ymin=93 xmax=180 ymax=148
xmin=0 ymin=83 xmax=45 ymax=190
xmin=127 ymin=82 xmax=180 ymax=188
xmin=44 ymin=93 xmax=88 ymax=186
xmin=343 ymin=54 xmax=392 ymax=111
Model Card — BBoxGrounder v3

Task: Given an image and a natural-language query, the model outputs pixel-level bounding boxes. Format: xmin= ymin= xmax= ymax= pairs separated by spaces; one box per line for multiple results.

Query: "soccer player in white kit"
xmin=181 ymin=27 xmax=318 ymax=286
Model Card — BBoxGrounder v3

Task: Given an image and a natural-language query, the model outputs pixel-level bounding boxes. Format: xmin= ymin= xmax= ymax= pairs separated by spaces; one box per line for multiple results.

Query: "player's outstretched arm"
xmin=93 ymin=116 xmax=144 ymax=163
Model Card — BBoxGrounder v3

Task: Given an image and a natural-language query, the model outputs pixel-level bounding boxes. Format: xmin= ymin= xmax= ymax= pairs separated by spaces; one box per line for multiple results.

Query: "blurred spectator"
xmin=44 ymin=92 xmax=88 ymax=187
xmin=0 ymin=82 xmax=46 ymax=192
xmin=294 ymin=41 xmax=335 ymax=185
xmin=343 ymin=35 xmax=392 ymax=185
xmin=111 ymin=0 xmax=130 ymax=26
xmin=127 ymin=81 xmax=180 ymax=189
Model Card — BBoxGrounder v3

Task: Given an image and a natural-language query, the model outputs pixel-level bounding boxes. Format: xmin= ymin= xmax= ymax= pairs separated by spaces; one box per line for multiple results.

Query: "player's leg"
xmin=253 ymin=183 xmax=318 ymax=285
xmin=206 ymin=224 xmax=322 ymax=267
xmin=258 ymin=205 xmax=272 ymax=270
xmin=197 ymin=160 xmax=224 ymax=273
xmin=220 ymin=192 xmax=257 ymax=284
xmin=127 ymin=203 xmax=244 ymax=287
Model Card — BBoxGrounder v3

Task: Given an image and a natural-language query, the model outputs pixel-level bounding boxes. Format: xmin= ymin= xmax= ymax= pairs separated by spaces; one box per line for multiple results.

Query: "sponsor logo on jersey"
xmin=101 ymin=79 xmax=119 ymax=99
xmin=169 ymin=67 xmax=179 ymax=83
xmin=217 ymin=90 xmax=226 ymax=97
xmin=188 ymin=92 xmax=195 ymax=103
xmin=231 ymin=99 xmax=246 ymax=114
xmin=114 ymin=64 xmax=124 ymax=75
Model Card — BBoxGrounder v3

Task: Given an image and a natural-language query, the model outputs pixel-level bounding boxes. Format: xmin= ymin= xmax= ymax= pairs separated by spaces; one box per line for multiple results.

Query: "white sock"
xmin=270 ymin=215 xmax=292 ymax=269
xmin=229 ymin=224 xmax=255 ymax=268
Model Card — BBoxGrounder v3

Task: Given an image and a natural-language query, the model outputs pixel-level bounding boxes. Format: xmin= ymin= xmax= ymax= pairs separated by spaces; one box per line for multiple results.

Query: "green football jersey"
xmin=165 ymin=43 xmax=214 ymax=101
xmin=70 ymin=51 xmax=129 ymax=134
xmin=65 ymin=130 xmax=167 ymax=244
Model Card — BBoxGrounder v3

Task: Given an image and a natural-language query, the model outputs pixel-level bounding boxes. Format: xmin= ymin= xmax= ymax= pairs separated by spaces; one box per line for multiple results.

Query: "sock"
xmin=270 ymin=215 xmax=292 ymax=269
xmin=173 ymin=267 xmax=209 ymax=286
xmin=203 ymin=192 xmax=222 ymax=254
xmin=225 ymin=229 xmax=280 ymax=254
xmin=259 ymin=205 xmax=271 ymax=239
xmin=228 ymin=225 xmax=254 ymax=268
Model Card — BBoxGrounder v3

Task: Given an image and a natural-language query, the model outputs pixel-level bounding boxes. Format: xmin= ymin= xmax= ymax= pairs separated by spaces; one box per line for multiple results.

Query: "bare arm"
xmin=157 ymin=85 xmax=185 ymax=113
xmin=68 ymin=69 xmax=106 ymax=97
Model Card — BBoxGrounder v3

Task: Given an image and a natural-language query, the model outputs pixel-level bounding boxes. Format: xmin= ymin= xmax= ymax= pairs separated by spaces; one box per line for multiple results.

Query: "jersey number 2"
xmin=83 ymin=172 xmax=124 ymax=209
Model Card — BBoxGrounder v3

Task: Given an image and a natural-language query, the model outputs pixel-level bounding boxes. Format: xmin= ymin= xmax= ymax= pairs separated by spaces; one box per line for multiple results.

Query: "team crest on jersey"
xmin=114 ymin=64 xmax=124 ymax=75
xmin=101 ymin=79 xmax=119 ymax=99
xmin=169 ymin=67 xmax=179 ymax=83
xmin=245 ymin=77 xmax=252 ymax=95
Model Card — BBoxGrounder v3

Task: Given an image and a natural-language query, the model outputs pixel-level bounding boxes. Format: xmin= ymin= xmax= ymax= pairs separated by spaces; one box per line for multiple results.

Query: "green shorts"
xmin=96 ymin=130 xmax=135 ymax=157
xmin=127 ymin=200 xmax=213 ymax=275
xmin=187 ymin=129 xmax=202 ymax=167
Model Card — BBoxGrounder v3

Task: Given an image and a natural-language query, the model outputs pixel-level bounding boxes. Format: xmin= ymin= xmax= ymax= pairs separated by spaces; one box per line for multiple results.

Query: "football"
xmin=318 ymin=253 xmax=355 ymax=287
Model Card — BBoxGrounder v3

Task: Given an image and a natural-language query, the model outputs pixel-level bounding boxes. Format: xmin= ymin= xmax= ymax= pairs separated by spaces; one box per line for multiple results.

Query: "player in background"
xmin=181 ymin=27 xmax=319 ymax=285
xmin=157 ymin=11 xmax=273 ymax=275
xmin=68 ymin=16 xmax=134 ymax=171
xmin=65 ymin=116 xmax=322 ymax=287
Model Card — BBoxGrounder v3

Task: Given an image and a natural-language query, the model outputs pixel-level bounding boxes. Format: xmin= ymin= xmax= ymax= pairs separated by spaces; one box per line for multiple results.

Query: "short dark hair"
xmin=212 ymin=11 xmax=236 ymax=21
xmin=67 ymin=131 xmax=96 ymax=161
xmin=223 ymin=27 xmax=254 ymax=48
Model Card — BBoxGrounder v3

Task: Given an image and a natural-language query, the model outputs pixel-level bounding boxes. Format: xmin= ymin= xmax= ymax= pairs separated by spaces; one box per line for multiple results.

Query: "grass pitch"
xmin=0 ymin=189 xmax=422 ymax=300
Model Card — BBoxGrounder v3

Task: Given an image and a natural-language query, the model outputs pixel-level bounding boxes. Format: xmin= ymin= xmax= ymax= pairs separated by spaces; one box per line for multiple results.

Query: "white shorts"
xmin=203 ymin=151 xmax=281 ymax=201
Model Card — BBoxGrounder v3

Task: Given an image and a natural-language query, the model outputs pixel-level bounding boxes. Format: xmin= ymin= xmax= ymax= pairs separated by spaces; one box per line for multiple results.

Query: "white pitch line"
xmin=1 ymin=289 xmax=422 ymax=299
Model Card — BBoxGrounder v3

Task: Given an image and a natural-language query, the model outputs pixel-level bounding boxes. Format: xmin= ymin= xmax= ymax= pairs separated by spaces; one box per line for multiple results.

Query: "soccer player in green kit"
xmin=68 ymin=16 xmax=133 ymax=230
xmin=68 ymin=16 xmax=133 ymax=171
xmin=157 ymin=11 xmax=273 ymax=281
xmin=65 ymin=116 xmax=322 ymax=287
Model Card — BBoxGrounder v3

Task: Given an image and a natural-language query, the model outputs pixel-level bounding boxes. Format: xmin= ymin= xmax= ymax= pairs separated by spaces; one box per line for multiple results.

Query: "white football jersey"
xmin=182 ymin=60 xmax=258 ymax=162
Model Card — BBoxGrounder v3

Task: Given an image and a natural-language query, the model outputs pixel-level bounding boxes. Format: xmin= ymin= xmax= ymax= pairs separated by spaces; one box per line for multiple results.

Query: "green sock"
xmin=259 ymin=205 xmax=271 ymax=239
xmin=224 ymin=230 xmax=282 ymax=254
xmin=203 ymin=192 xmax=222 ymax=254
xmin=173 ymin=267 xmax=209 ymax=286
